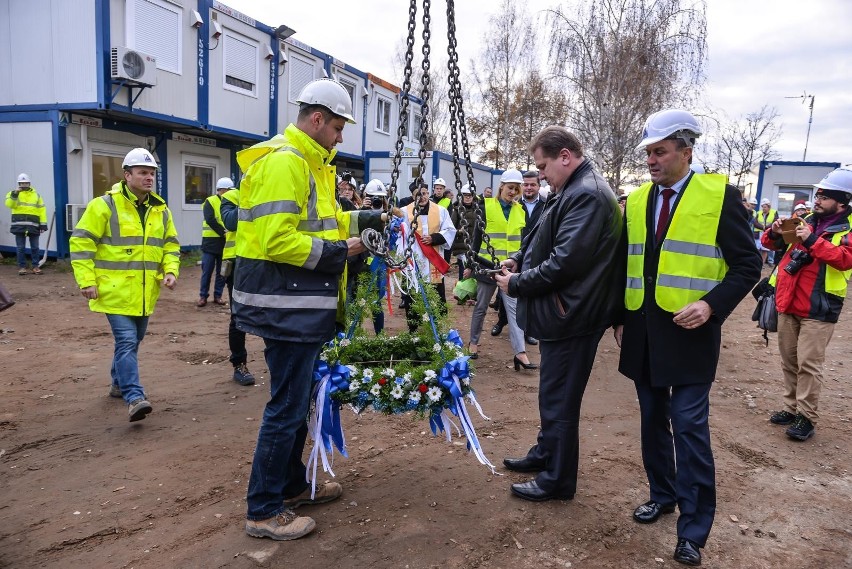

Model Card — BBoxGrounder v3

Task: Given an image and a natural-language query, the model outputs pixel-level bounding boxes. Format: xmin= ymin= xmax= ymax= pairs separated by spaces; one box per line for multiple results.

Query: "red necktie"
xmin=655 ymin=188 xmax=675 ymax=243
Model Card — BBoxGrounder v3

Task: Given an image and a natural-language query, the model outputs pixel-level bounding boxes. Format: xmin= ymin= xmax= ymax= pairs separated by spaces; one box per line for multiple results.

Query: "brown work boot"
xmin=245 ymin=510 xmax=315 ymax=540
xmin=283 ymin=482 xmax=343 ymax=508
xmin=196 ymin=297 xmax=207 ymax=307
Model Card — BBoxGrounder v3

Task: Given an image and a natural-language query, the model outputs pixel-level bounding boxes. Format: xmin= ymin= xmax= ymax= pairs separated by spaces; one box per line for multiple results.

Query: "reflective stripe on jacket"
xmin=232 ymin=124 xmax=362 ymax=342
xmin=625 ymin=174 xmax=728 ymax=312
xmin=70 ymin=182 xmax=181 ymax=316
xmin=480 ymin=197 xmax=525 ymax=261
xmin=220 ymin=189 xmax=239 ymax=261
xmin=5 ymin=187 xmax=47 ymax=235
xmin=201 ymin=194 xmax=224 ymax=238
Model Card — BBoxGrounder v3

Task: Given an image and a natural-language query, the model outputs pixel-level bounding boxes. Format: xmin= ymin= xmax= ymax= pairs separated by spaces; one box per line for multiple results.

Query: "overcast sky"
xmin=229 ymin=0 xmax=851 ymax=166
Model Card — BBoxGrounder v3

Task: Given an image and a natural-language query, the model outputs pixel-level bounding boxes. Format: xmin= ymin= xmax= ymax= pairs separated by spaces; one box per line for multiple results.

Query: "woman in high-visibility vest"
xmin=465 ymin=169 xmax=536 ymax=370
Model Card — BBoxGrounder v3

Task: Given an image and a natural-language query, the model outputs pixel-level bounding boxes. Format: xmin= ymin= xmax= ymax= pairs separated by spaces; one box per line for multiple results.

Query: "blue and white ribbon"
xmin=306 ymin=360 xmax=350 ymax=499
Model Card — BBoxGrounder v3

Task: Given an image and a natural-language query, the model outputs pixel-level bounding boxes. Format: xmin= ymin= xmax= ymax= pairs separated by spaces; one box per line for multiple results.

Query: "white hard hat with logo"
xmin=216 ymin=177 xmax=234 ymax=190
xmin=460 ymin=184 xmax=472 ymax=195
xmin=636 ymin=109 xmax=702 ymax=150
xmin=434 ymin=178 xmax=446 ymax=187
xmin=813 ymin=167 xmax=852 ymax=193
xmin=364 ymin=179 xmax=387 ymax=197
xmin=500 ymin=168 xmax=524 ymax=184
xmin=123 ymin=148 xmax=159 ymax=169
xmin=17 ymin=173 xmax=30 ymax=185
xmin=296 ymin=79 xmax=356 ymax=124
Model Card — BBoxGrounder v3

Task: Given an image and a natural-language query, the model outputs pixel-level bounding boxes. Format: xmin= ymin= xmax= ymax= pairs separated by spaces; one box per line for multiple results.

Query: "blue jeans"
xmin=246 ymin=338 xmax=323 ymax=520
xmin=14 ymin=233 xmax=40 ymax=268
xmin=199 ymin=252 xmax=225 ymax=299
xmin=106 ymin=314 xmax=149 ymax=404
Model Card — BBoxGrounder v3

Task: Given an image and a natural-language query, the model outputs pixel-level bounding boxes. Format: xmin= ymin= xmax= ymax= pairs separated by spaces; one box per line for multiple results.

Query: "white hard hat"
xmin=216 ymin=177 xmax=234 ymax=190
xmin=460 ymin=184 xmax=472 ymax=195
xmin=500 ymin=168 xmax=524 ymax=184
xmin=434 ymin=178 xmax=446 ymax=187
xmin=690 ymin=163 xmax=705 ymax=174
xmin=748 ymin=197 xmax=758 ymax=205
xmin=17 ymin=173 xmax=30 ymax=184
xmin=296 ymin=79 xmax=356 ymax=124
xmin=636 ymin=109 xmax=702 ymax=150
xmin=760 ymin=198 xmax=770 ymax=206
xmin=794 ymin=203 xmax=807 ymax=211
xmin=364 ymin=179 xmax=387 ymax=197
xmin=122 ymin=148 xmax=158 ymax=169
xmin=804 ymin=200 xmax=813 ymax=208
xmin=813 ymin=167 xmax=852 ymax=193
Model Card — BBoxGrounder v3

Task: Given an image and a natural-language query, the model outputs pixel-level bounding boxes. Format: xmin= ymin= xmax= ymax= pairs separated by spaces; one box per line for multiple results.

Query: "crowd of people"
xmin=39 ymin=77 xmax=850 ymax=566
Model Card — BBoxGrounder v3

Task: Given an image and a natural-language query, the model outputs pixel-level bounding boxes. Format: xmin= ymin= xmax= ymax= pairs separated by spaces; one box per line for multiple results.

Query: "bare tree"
xmin=467 ymin=0 xmax=538 ymax=169
xmin=507 ymin=70 xmax=571 ymax=169
xmin=709 ymin=106 xmax=782 ymax=189
xmin=547 ymin=0 xmax=707 ymax=190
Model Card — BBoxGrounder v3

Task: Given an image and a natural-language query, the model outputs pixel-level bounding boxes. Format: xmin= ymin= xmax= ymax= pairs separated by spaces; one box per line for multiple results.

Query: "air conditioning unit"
xmin=111 ymin=46 xmax=157 ymax=86
xmin=66 ymin=204 xmax=87 ymax=231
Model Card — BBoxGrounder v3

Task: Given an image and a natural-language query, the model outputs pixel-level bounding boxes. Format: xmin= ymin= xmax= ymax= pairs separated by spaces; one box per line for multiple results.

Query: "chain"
xmin=445 ymin=0 xmax=498 ymax=273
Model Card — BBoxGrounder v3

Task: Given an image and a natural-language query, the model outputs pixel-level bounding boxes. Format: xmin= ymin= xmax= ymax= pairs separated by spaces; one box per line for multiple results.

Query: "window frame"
xmin=126 ymin=0 xmax=183 ymax=75
xmin=375 ymin=96 xmax=392 ymax=135
xmin=222 ymin=29 xmax=259 ymax=98
xmin=288 ymin=53 xmax=317 ymax=103
xmin=182 ymin=156 xmax=218 ymax=211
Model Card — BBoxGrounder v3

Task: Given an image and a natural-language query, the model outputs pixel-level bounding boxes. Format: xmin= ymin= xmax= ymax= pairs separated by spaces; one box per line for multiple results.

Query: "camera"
xmin=341 ymin=171 xmax=352 ymax=183
xmin=372 ymin=197 xmax=385 ymax=210
xmin=784 ymin=249 xmax=813 ymax=275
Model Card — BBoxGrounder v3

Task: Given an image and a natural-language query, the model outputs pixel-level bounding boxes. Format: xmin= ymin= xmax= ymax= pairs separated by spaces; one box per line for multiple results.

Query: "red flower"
xmin=418 ymin=384 xmax=428 ymax=393
xmin=379 ymin=378 xmax=387 ymax=386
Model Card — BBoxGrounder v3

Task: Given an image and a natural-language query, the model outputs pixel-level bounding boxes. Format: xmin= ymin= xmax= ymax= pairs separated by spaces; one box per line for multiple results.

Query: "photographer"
xmin=762 ymin=168 xmax=852 ymax=441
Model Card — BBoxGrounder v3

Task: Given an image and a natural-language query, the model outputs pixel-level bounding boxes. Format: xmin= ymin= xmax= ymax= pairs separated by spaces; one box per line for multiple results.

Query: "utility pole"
xmin=786 ymin=92 xmax=815 ymax=161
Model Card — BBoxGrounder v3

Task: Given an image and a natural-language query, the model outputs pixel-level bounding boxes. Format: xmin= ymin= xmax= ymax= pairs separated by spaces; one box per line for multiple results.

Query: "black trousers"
xmin=526 ymin=329 xmax=604 ymax=495
xmin=226 ymin=275 xmax=247 ymax=366
xmin=635 ymin=379 xmax=716 ymax=547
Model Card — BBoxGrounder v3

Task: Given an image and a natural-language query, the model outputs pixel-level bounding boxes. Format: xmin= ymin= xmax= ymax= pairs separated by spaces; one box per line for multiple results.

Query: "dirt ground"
xmin=0 ymin=261 xmax=850 ymax=569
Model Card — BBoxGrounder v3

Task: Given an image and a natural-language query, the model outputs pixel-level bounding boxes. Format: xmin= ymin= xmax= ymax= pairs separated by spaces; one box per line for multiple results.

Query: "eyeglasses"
xmin=813 ymin=195 xmax=833 ymax=202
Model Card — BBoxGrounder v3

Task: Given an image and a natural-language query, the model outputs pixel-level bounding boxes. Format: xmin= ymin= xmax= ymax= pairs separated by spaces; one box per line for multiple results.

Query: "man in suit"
xmin=614 ymin=109 xmax=761 ymax=566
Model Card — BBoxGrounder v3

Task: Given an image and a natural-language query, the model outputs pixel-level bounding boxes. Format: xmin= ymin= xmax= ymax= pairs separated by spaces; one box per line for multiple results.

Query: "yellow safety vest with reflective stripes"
xmin=480 ymin=197 xmax=525 ymax=261
xmin=232 ymin=124 xmax=363 ymax=341
xmin=625 ymin=174 xmax=728 ymax=312
xmin=5 ymin=187 xmax=47 ymax=235
xmin=753 ymin=208 xmax=777 ymax=235
xmin=201 ymin=194 xmax=224 ymax=239
xmin=438 ymin=197 xmax=451 ymax=209
xmin=70 ymin=182 xmax=181 ymax=316
xmin=220 ymin=189 xmax=239 ymax=261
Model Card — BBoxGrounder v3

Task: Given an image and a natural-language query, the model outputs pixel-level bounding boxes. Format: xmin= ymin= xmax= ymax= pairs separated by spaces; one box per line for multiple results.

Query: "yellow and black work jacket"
xmin=70 ymin=182 xmax=180 ymax=316
xmin=232 ymin=124 xmax=382 ymax=342
xmin=201 ymin=194 xmax=226 ymax=255
xmin=625 ymin=174 xmax=728 ymax=312
xmin=5 ymin=187 xmax=47 ymax=235
xmin=480 ymin=197 xmax=525 ymax=261
xmin=219 ymin=189 xmax=239 ymax=261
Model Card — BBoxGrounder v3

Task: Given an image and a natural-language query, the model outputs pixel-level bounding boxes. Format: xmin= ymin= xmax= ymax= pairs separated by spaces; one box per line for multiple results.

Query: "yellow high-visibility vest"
xmin=221 ymin=189 xmax=239 ymax=261
xmin=201 ymin=194 xmax=224 ymax=239
xmin=625 ymin=174 xmax=728 ymax=312
xmin=480 ymin=197 xmax=525 ymax=261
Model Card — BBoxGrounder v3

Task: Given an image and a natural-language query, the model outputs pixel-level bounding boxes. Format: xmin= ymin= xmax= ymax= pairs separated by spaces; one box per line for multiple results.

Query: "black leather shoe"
xmin=510 ymin=480 xmax=573 ymax=502
xmin=525 ymin=335 xmax=538 ymax=346
xmin=503 ymin=456 xmax=546 ymax=472
xmin=491 ymin=323 xmax=505 ymax=336
xmin=673 ymin=538 xmax=701 ymax=566
xmin=633 ymin=500 xmax=676 ymax=523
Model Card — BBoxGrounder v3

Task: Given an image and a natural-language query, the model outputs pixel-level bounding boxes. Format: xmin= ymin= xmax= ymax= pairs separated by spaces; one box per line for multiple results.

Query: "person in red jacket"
xmin=761 ymin=167 xmax=852 ymax=441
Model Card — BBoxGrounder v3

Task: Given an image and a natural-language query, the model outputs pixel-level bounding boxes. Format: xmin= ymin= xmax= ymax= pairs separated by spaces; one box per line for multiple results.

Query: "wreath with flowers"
xmin=306 ymin=271 xmax=495 ymax=494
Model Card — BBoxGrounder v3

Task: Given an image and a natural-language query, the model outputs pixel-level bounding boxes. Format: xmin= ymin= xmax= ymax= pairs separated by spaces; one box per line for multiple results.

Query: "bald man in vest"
xmin=614 ymin=109 xmax=760 ymax=566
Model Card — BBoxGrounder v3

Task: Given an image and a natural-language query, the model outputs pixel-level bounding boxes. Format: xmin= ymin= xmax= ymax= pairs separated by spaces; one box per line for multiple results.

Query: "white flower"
xmin=433 ymin=343 xmax=442 ymax=353
xmin=382 ymin=367 xmax=395 ymax=377
xmin=422 ymin=313 xmax=430 ymax=322
xmin=424 ymin=369 xmax=437 ymax=380
xmin=349 ymin=380 xmax=361 ymax=392
xmin=370 ymin=383 xmax=382 ymax=396
xmin=426 ymin=386 xmax=443 ymax=403
xmin=320 ymin=350 xmax=329 ymax=361
xmin=403 ymin=372 xmax=412 ymax=385
xmin=462 ymin=376 xmax=470 ymax=386
xmin=358 ymin=298 xmax=367 ymax=307
xmin=444 ymin=341 xmax=457 ymax=350
xmin=339 ymin=338 xmax=351 ymax=347
xmin=362 ymin=368 xmax=374 ymax=379
xmin=408 ymin=391 xmax=422 ymax=403
xmin=346 ymin=365 xmax=359 ymax=377
xmin=411 ymin=336 xmax=419 ymax=343
xmin=390 ymin=385 xmax=404 ymax=399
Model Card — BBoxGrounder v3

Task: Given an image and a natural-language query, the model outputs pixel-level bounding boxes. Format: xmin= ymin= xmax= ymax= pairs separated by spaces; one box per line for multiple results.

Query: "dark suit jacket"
xmin=521 ymin=197 xmax=546 ymax=240
xmin=618 ymin=175 xmax=762 ymax=386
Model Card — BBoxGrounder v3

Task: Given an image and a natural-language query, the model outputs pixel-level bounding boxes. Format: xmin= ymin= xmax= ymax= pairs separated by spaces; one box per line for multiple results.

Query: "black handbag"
xmin=751 ymin=272 xmax=778 ymax=345
xmin=0 ymin=282 xmax=15 ymax=312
